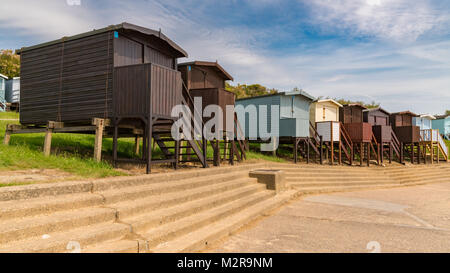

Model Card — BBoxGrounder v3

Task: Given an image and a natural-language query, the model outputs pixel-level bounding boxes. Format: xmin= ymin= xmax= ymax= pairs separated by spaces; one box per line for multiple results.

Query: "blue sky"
xmin=1 ymin=0 xmax=449 ymax=114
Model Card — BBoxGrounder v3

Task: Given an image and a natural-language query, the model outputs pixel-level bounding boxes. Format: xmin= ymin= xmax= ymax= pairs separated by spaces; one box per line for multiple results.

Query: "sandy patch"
xmin=0 ymin=169 xmax=76 ymax=185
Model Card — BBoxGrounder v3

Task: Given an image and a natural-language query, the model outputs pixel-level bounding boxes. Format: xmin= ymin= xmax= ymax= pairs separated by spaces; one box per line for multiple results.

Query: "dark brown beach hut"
xmin=363 ymin=107 xmax=401 ymax=163
xmin=15 ymin=22 xmax=208 ymax=173
xmin=389 ymin=111 xmax=422 ymax=163
xmin=178 ymin=61 xmax=245 ymax=165
xmin=340 ymin=104 xmax=379 ymax=166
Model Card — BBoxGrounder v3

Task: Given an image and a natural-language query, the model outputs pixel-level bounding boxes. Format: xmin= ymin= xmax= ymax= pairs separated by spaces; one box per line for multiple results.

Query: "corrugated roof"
xmin=363 ymin=107 xmax=391 ymax=115
xmin=236 ymin=89 xmax=315 ymax=102
xmin=178 ymin=61 xmax=233 ymax=81
xmin=418 ymin=114 xmax=436 ymax=120
xmin=315 ymin=99 xmax=343 ymax=108
xmin=391 ymin=110 xmax=419 ymax=117
xmin=17 ymin=22 xmax=188 ymax=58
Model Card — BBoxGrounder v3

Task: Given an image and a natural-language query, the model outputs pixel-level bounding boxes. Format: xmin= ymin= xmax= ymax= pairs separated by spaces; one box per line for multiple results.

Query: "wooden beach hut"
xmin=235 ymin=90 xmax=319 ymax=163
xmin=340 ymin=104 xmax=379 ymax=166
xmin=8 ymin=22 xmax=209 ymax=173
xmin=309 ymin=99 xmax=353 ymax=165
xmin=5 ymin=77 xmax=20 ymax=111
xmin=363 ymin=107 xmax=401 ymax=163
xmin=415 ymin=114 xmax=448 ymax=162
xmin=178 ymin=61 xmax=246 ymax=165
xmin=389 ymin=111 xmax=424 ymax=163
xmin=433 ymin=114 xmax=450 ymax=140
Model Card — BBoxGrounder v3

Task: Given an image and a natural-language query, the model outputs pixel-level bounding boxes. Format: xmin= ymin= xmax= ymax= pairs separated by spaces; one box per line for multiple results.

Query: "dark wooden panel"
xmin=393 ymin=126 xmax=420 ymax=143
xmin=20 ymin=31 xmax=114 ymax=125
xmin=151 ymin=64 xmax=182 ymax=118
xmin=372 ymin=125 xmax=392 ymax=143
xmin=114 ymin=35 xmax=143 ymax=67
xmin=144 ymin=46 xmax=173 ymax=68
xmin=344 ymin=122 xmax=372 ymax=142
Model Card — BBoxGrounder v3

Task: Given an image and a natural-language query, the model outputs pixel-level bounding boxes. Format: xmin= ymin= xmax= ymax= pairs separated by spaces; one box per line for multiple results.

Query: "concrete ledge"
xmin=249 ymin=169 xmax=286 ymax=194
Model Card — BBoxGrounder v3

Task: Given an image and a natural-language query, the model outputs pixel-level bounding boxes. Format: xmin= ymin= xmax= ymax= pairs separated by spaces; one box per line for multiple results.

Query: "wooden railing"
xmin=339 ymin=122 xmax=353 ymax=164
xmin=181 ymin=83 xmax=208 ymax=168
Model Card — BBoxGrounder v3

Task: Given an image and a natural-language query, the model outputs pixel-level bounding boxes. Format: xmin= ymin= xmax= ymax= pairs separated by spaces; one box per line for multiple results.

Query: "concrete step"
xmin=0 ymin=207 xmax=116 ymax=245
xmin=98 ymin=171 xmax=250 ymax=204
xmin=92 ymin=163 xmax=266 ymax=191
xmin=389 ymin=173 xmax=450 ymax=180
xmin=114 ymin=178 xmax=258 ymax=219
xmin=142 ymin=190 xmax=275 ymax=249
xmin=152 ymin=190 xmax=297 ymax=253
xmin=0 ymin=222 xmax=130 ymax=253
xmin=82 ymin=239 xmax=140 ymax=253
xmin=293 ymin=183 xmax=403 ymax=195
xmin=285 ymin=175 xmax=392 ymax=182
xmin=0 ymin=180 xmax=93 ymax=202
xmin=288 ymin=180 xmax=397 ymax=188
xmin=125 ymin=182 xmax=266 ymax=233
xmin=399 ymin=176 xmax=450 ymax=185
xmin=0 ymin=193 xmax=104 ymax=221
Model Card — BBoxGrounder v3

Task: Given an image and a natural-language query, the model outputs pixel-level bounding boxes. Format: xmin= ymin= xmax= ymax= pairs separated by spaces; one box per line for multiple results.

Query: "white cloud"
xmin=305 ymin=0 xmax=445 ymax=42
xmin=0 ymin=0 xmax=448 ymax=114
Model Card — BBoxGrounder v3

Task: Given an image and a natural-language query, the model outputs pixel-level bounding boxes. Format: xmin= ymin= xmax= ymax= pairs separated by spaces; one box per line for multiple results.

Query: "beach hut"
xmin=309 ymin=99 xmax=352 ymax=165
xmin=0 ymin=74 xmax=7 ymax=112
xmin=12 ymin=22 xmax=208 ymax=173
xmin=340 ymin=104 xmax=379 ymax=166
xmin=413 ymin=114 xmax=435 ymax=130
xmin=235 ymin=90 xmax=318 ymax=162
xmin=417 ymin=114 xmax=448 ymax=162
xmin=433 ymin=114 xmax=450 ymax=140
xmin=389 ymin=111 xmax=424 ymax=163
xmin=178 ymin=61 xmax=245 ymax=165
xmin=363 ymin=107 xmax=401 ymax=163
xmin=5 ymin=77 xmax=20 ymax=111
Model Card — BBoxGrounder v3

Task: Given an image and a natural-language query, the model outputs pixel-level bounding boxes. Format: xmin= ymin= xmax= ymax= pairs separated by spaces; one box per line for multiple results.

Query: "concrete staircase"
xmin=0 ymin=161 xmax=448 ymax=253
xmin=270 ymin=163 xmax=450 ymax=194
xmin=0 ymin=163 xmax=295 ymax=253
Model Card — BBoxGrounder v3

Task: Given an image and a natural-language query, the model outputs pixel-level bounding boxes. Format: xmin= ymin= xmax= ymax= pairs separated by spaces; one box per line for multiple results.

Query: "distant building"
xmin=0 ymin=73 xmax=7 ymax=112
xmin=432 ymin=114 xmax=450 ymax=140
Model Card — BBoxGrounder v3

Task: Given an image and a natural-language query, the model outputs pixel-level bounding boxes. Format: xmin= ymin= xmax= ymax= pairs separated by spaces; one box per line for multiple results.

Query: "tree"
xmin=0 ymin=49 xmax=20 ymax=78
xmin=445 ymin=110 xmax=450 ymax=115
xmin=334 ymin=98 xmax=379 ymax=109
xmin=225 ymin=83 xmax=278 ymax=99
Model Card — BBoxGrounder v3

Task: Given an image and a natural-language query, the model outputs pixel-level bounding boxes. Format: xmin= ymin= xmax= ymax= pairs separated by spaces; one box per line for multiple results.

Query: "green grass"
xmin=0 ymin=112 xmax=125 ymax=179
xmin=0 ymin=111 xmax=287 ymax=181
xmin=0 ymin=111 xmax=19 ymax=120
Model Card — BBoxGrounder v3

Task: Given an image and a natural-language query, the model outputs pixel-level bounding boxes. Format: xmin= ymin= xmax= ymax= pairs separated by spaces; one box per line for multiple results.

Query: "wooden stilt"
xmin=43 ymin=121 xmax=63 ymax=157
xmin=417 ymin=144 xmax=421 ymax=164
xmin=380 ymin=143 xmax=384 ymax=163
xmin=3 ymin=125 xmax=11 ymax=145
xmin=389 ymin=142 xmax=393 ymax=164
xmin=294 ymin=138 xmax=298 ymax=163
xmin=92 ymin=118 xmax=106 ymax=162
xmin=307 ymin=139 xmax=310 ymax=164
xmin=43 ymin=127 xmax=53 ymax=157
xmin=134 ymin=136 xmax=141 ymax=156
xmin=320 ymin=136 xmax=323 ymax=165
xmin=113 ymin=119 xmax=119 ymax=168
xmin=146 ymin=116 xmax=153 ymax=174
xmin=411 ymin=143 xmax=415 ymax=164
xmin=360 ymin=142 xmax=363 ymax=166
xmin=174 ymin=140 xmax=180 ymax=170
xmin=430 ymin=143 xmax=434 ymax=164
xmin=338 ymin=140 xmax=342 ymax=165
xmin=367 ymin=142 xmax=370 ymax=167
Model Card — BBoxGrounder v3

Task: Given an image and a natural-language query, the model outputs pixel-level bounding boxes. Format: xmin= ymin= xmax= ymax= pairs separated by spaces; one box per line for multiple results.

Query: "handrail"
xmin=309 ymin=121 xmax=321 ymax=145
xmin=181 ymin=82 xmax=208 ymax=167
xmin=339 ymin=122 xmax=353 ymax=146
